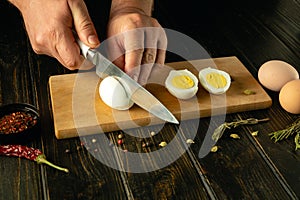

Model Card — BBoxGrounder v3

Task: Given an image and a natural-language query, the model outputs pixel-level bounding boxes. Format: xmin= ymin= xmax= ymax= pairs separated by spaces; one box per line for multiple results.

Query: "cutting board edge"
xmin=54 ymin=98 xmax=273 ymax=140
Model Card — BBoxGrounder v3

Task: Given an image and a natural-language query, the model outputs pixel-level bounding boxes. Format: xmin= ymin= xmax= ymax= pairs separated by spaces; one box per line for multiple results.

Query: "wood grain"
xmin=1 ymin=0 xmax=300 ymax=199
xmin=49 ymin=56 xmax=272 ymax=139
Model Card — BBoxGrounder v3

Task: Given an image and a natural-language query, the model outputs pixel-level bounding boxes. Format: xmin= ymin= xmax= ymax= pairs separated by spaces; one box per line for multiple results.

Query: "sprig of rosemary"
xmin=269 ymin=118 xmax=300 ymax=150
xmin=212 ymin=118 xmax=270 ymax=142
xmin=295 ymin=134 xmax=300 ymax=150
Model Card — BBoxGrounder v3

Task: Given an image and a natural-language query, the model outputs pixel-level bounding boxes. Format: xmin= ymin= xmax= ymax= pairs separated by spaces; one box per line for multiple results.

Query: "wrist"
xmin=110 ymin=0 xmax=153 ymax=19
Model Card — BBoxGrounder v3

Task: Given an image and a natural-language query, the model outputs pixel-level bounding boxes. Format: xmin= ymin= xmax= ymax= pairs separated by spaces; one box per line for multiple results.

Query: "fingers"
xmin=18 ymin=0 xmax=95 ymax=70
xmin=50 ymin=28 xmax=93 ymax=70
xmin=138 ymin=48 xmax=156 ymax=85
xmin=123 ymin=27 xmax=167 ymax=85
xmin=155 ymin=34 xmax=167 ymax=65
xmin=54 ymin=31 xmax=81 ymax=68
xmin=57 ymin=0 xmax=97 ymax=70
xmin=155 ymin=48 xmax=166 ymax=65
xmin=68 ymin=0 xmax=100 ymax=48
xmin=125 ymin=50 xmax=143 ymax=82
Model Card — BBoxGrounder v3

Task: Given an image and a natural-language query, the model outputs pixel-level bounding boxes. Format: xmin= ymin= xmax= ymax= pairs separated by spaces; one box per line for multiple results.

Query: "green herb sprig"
xmin=269 ymin=118 xmax=300 ymax=150
xmin=212 ymin=118 xmax=270 ymax=142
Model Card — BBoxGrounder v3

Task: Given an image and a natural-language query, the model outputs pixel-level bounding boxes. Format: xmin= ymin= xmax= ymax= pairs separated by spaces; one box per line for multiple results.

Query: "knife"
xmin=77 ymin=39 xmax=179 ymax=124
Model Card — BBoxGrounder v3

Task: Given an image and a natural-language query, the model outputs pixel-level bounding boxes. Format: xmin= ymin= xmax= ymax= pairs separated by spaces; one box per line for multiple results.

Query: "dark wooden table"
xmin=1 ymin=0 xmax=299 ymax=199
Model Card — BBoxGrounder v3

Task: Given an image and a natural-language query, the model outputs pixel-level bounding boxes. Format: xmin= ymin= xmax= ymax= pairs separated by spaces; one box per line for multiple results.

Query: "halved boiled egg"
xmin=99 ymin=76 xmax=134 ymax=110
xmin=165 ymin=69 xmax=198 ymax=100
xmin=198 ymin=67 xmax=231 ymax=94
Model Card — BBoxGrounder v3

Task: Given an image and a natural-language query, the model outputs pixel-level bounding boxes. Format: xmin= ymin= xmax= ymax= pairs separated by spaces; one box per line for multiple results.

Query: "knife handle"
xmin=76 ymin=36 xmax=95 ymax=61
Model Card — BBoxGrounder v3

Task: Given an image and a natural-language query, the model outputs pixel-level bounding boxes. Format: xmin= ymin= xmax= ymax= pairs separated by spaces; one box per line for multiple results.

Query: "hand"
xmin=107 ymin=9 xmax=167 ymax=85
xmin=10 ymin=0 xmax=99 ymax=70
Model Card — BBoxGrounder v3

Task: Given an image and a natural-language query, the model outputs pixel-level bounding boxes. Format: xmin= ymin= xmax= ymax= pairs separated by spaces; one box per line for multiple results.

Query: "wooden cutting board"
xmin=49 ymin=56 xmax=272 ymax=139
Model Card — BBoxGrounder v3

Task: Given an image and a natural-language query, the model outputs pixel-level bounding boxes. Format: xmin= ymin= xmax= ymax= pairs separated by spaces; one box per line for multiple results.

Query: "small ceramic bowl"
xmin=0 ymin=103 xmax=40 ymax=144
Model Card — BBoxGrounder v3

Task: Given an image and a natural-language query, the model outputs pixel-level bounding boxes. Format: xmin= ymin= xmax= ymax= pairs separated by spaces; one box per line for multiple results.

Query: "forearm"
xmin=110 ymin=0 xmax=154 ymax=18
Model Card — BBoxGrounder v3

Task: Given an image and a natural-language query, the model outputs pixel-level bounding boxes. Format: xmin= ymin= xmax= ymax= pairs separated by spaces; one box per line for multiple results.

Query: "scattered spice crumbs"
xmin=210 ymin=146 xmax=218 ymax=152
xmin=243 ymin=89 xmax=256 ymax=95
xmin=230 ymin=133 xmax=240 ymax=139
xmin=186 ymin=139 xmax=195 ymax=144
xmin=159 ymin=141 xmax=167 ymax=147
xmin=251 ymin=131 xmax=258 ymax=136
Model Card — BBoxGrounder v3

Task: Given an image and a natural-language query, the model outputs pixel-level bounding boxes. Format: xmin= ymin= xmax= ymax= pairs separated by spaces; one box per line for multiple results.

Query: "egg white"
xmin=198 ymin=67 xmax=231 ymax=94
xmin=165 ymin=69 xmax=198 ymax=100
xmin=99 ymin=76 xmax=134 ymax=110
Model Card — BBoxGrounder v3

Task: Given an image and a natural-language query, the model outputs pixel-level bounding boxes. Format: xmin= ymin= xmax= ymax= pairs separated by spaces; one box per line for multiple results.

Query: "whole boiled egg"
xmin=99 ymin=76 xmax=134 ymax=110
xmin=279 ymin=79 xmax=300 ymax=114
xmin=258 ymin=60 xmax=299 ymax=92
xmin=198 ymin=67 xmax=231 ymax=94
xmin=165 ymin=69 xmax=198 ymax=100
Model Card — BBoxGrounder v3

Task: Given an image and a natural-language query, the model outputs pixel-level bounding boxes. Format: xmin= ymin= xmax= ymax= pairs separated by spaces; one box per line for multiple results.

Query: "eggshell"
xmin=99 ymin=76 xmax=134 ymax=110
xmin=258 ymin=60 xmax=299 ymax=92
xmin=279 ymin=79 xmax=300 ymax=114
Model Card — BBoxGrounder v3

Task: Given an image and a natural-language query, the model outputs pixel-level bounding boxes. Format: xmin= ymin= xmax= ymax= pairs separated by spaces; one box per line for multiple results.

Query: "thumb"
xmin=68 ymin=0 xmax=100 ymax=47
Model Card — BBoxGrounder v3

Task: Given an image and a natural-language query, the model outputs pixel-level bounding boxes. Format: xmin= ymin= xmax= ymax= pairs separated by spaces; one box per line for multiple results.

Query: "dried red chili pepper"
xmin=0 ymin=145 xmax=69 ymax=173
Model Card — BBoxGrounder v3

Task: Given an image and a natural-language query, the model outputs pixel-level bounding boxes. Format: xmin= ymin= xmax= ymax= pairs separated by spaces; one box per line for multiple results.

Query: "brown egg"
xmin=258 ymin=60 xmax=299 ymax=91
xmin=279 ymin=80 xmax=300 ymax=114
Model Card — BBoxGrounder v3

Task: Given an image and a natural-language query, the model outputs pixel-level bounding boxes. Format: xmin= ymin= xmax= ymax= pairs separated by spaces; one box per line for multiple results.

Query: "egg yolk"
xmin=171 ymin=75 xmax=194 ymax=89
xmin=206 ymin=73 xmax=227 ymax=88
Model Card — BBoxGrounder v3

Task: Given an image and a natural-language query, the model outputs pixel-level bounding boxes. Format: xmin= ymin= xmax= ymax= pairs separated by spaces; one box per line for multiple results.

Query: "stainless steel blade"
xmin=77 ymin=39 xmax=179 ymax=124
xmin=130 ymin=87 xmax=179 ymax=124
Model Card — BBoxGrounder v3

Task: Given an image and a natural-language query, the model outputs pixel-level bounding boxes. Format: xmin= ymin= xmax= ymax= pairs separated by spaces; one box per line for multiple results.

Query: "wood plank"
xmin=181 ymin=115 xmax=296 ymax=199
xmin=43 ymin=137 xmax=129 ymax=199
xmin=199 ymin=1 xmax=300 ymax=196
xmin=33 ymin=56 xmax=130 ymax=200
xmin=49 ymin=56 xmax=272 ymax=139
xmin=104 ymin=124 xmax=211 ymax=199
xmin=0 ymin=2 xmax=44 ymax=199
xmin=1 ymin=0 xmax=299 ymax=199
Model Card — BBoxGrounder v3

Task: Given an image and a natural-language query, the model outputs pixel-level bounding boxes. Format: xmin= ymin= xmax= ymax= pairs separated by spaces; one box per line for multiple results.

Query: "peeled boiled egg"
xmin=99 ymin=76 xmax=134 ymax=110
xmin=198 ymin=67 xmax=231 ymax=94
xmin=165 ymin=69 xmax=198 ymax=100
xmin=279 ymin=79 xmax=300 ymax=114
xmin=258 ymin=60 xmax=299 ymax=92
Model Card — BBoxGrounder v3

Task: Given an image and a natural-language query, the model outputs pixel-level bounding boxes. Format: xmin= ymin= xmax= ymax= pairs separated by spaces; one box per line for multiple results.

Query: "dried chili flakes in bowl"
xmin=0 ymin=111 xmax=37 ymax=134
xmin=0 ymin=103 xmax=40 ymax=144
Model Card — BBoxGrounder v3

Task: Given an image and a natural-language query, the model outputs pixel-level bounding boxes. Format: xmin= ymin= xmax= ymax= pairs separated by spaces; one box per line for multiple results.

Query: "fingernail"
xmin=88 ymin=35 xmax=99 ymax=45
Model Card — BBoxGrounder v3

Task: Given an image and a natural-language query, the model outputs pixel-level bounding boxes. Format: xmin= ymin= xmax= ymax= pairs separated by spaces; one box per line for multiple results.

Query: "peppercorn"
xmin=65 ymin=149 xmax=71 ymax=154
xmin=117 ymin=139 xmax=123 ymax=145
xmin=118 ymin=133 xmax=124 ymax=139
xmin=150 ymin=131 xmax=156 ymax=136
xmin=145 ymin=140 xmax=153 ymax=147
xmin=142 ymin=142 xmax=146 ymax=148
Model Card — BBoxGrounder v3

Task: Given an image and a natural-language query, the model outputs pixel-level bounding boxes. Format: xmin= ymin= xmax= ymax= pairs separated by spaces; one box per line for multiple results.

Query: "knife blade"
xmin=77 ymin=39 xmax=179 ymax=124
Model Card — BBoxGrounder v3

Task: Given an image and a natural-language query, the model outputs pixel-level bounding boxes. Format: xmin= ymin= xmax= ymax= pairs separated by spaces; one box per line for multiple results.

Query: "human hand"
xmin=9 ymin=0 xmax=99 ymax=70
xmin=106 ymin=9 xmax=167 ymax=85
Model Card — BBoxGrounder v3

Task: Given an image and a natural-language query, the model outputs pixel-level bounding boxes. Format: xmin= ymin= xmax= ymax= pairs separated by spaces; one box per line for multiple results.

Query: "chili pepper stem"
xmin=35 ymin=154 xmax=69 ymax=173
